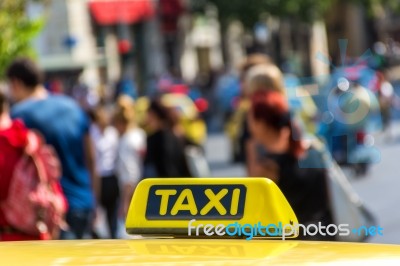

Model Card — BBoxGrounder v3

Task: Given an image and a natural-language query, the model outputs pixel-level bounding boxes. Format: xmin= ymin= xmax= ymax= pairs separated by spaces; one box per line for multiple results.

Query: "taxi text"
xmin=145 ymin=185 xmax=246 ymax=220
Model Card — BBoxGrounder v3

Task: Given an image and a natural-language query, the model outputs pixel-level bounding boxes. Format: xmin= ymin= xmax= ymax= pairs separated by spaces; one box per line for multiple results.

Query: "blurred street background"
xmin=205 ymin=125 xmax=400 ymax=244
xmin=2 ymin=0 xmax=400 ymax=243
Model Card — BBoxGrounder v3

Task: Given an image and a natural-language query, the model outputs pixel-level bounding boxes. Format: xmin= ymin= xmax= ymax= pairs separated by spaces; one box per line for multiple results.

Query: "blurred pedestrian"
xmin=144 ymin=99 xmax=191 ymax=178
xmin=90 ymin=105 xmax=119 ymax=238
xmin=377 ymin=73 xmax=394 ymax=138
xmin=6 ymin=58 xmax=98 ymax=239
xmin=248 ymin=90 xmax=334 ymax=240
xmin=0 ymin=91 xmax=40 ymax=241
xmin=226 ymin=54 xmax=273 ymax=163
xmin=113 ymin=96 xmax=146 ymax=217
xmin=243 ymin=63 xmax=285 ymax=97
xmin=242 ymin=63 xmax=286 ymax=177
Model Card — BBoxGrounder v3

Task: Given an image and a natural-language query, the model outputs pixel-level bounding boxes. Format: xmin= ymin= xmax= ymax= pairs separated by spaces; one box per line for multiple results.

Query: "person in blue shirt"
xmin=6 ymin=58 xmax=98 ymax=239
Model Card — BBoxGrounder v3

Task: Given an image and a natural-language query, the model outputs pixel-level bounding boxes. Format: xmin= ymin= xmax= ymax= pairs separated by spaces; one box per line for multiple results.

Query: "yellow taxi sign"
xmin=126 ymin=178 xmax=298 ymax=238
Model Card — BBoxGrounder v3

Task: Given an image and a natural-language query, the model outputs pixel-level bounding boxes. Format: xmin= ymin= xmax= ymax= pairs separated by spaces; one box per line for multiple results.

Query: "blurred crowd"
xmin=0 ymin=51 xmax=395 ymax=241
xmin=0 ymin=58 xmax=202 ymax=240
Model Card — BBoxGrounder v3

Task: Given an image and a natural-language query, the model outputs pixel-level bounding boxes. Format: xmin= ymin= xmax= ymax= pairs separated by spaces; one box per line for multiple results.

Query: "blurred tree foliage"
xmin=0 ymin=0 xmax=47 ymax=79
xmin=208 ymin=0 xmax=400 ymax=29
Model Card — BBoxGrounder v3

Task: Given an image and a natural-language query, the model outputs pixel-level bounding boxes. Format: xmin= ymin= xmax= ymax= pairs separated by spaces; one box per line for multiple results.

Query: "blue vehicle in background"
xmin=315 ymin=63 xmax=382 ymax=176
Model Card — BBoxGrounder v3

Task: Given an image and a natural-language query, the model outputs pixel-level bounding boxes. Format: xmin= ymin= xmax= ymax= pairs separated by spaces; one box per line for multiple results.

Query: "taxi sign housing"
xmin=125 ymin=178 xmax=298 ymax=237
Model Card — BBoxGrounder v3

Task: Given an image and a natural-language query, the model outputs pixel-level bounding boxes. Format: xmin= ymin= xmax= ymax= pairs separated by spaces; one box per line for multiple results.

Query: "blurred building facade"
xmin=28 ymin=0 xmax=168 ymax=98
xmin=181 ymin=5 xmax=224 ymax=82
xmin=28 ymin=0 xmax=100 ymax=94
xmin=26 ymin=0 xmax=399 ymax=98
xmin=26 ymin=0 xmax=230 ymax=97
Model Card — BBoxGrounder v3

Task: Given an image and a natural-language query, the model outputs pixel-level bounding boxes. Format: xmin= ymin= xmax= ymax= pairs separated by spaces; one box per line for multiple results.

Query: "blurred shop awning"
xmin=89 ymin=0 xmax=155 ymax=25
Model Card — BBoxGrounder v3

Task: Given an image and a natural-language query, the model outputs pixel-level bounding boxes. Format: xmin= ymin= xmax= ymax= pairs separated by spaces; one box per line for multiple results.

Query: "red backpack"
xmin=1 ymin=131 xmax=67 ymax=240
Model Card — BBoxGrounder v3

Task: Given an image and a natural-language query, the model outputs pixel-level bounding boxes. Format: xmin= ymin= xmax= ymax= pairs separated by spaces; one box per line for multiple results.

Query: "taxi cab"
xmin=135 ymin=93 xmax=207 ymax=146
xmin=1 ymin=178 xmax=400 ymax=265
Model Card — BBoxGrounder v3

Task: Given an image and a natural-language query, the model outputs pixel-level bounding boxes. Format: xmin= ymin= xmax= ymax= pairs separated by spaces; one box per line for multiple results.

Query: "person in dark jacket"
xmin=144 ymin=99 xmax=191 ymax=177
xmin=248 ymin=90 xmax=334 ymax=240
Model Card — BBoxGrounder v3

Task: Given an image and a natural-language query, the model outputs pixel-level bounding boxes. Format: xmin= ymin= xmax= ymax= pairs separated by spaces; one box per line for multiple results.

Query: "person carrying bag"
xmin=0 ymin=91 xmax=67 ymax=241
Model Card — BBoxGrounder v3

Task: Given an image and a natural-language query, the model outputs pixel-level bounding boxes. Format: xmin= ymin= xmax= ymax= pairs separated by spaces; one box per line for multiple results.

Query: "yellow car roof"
xmin=3 ymin=178 xmax=397 ymax=265
xmin=1 ymin=239 xmax=400 ymax=265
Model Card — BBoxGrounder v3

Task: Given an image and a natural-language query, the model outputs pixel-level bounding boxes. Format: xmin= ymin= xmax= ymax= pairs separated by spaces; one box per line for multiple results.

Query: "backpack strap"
xmin=25 ymin=131 xmax=40 ymax=155
xmin=25 ymin=131 xmax=47 ymax=183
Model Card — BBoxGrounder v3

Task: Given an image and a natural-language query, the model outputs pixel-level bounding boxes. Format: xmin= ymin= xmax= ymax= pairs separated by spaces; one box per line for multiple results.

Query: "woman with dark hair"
xmin=144 ymin=99 xmax=191 ymax=177
xmin=248 ymin=90 xmax=334 ymax=240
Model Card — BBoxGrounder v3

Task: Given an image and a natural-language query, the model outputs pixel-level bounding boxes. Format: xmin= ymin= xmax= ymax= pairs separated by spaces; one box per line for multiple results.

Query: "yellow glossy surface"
xmin=1 ymin=239 xmax=400 ymax=265
xmin=125 ymin=178 xmax=297 ymax=237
